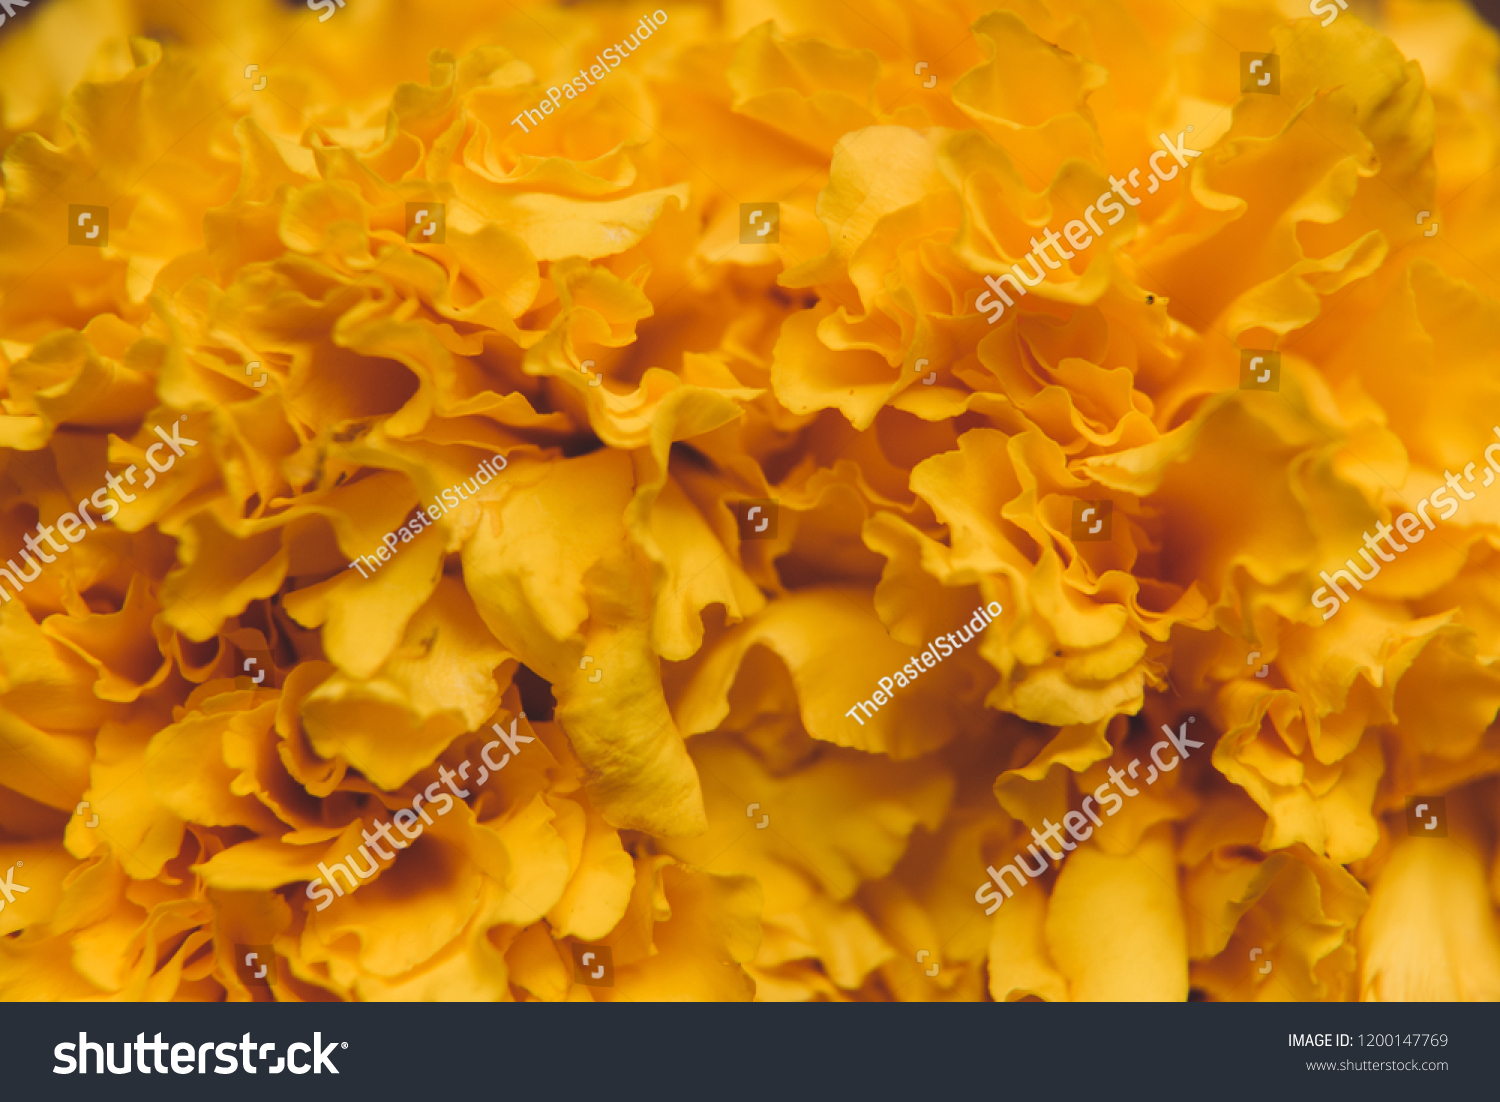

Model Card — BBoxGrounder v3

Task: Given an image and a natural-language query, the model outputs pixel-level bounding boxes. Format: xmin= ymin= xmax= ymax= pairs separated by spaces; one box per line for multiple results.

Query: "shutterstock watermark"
xmin=845 ymin=603 xmax=1001 ymax=727
xmin=0 ymin=419 xmax=198 ymax=603
xmin=1312 ymin=426 xmax=1500 ymax=621
xmin=0 ymin=860 xmax=28 ymax=913
xmin=511 ymin=10 xmax=668 ymax=133
xmin=1310 ymin=0 xmax=1350 ymax=27
xmin=305 ymin=717 xmax=534 ymax=910
xmin=974 ymin=130 xmax=1201 ymax=325
xmin=0 ymin=0 xmax=32 ymax=30
xmin=974 ymin=718 xmax=1204 ymax=913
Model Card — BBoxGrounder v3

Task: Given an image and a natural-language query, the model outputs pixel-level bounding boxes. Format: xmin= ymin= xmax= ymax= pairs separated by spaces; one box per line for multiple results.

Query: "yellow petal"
xmin=1360 ymin=835 xmax=1500 ymax=1001
xmin=1044 ymin=825 xmax=1189 ymax=1000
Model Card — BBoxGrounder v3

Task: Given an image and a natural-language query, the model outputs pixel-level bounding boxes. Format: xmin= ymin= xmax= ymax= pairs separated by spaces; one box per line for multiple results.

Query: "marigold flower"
xmin=1 ymin=0 xmax=1499 ymax=1004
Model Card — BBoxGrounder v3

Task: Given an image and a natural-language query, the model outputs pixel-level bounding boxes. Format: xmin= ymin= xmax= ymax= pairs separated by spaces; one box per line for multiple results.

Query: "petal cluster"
xmin=0 ymin=0 xmax=1499 ymax=1001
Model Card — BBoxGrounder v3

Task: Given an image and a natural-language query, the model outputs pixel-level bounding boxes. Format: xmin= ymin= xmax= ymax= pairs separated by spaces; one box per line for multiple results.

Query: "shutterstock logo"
xmin=405 ymin=202 xmax=446 ymax=244
xmin=1405 ymin=796 xmax=1447 ymax=837
xmin=68 ymin=204 xmax=109 ymax=247
xmin=735 ymin=499 xmax=778 ymax=540
xmin=1071 ymin=500 xmax=1112 ymax=541
xmin=1240 ymin=349 xmax=1280 ymax=391
xmin=571 ymin=942 xmax=614 ymax=986
xmin=234 ymin=944 xmax=276 ymax=987
xmin=739 ymin=203 xmax=779 ymax=243
xmin=1240 ymin=53 xmax=1280 ymax=94
xmin=235 ymin=645 xmax=273 ymax=691
xmin=55 ymin=1032 xmax=345 ymax=1074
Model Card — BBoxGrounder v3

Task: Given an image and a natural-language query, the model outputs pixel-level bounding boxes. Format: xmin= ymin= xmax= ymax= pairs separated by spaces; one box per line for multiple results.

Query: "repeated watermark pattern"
xmin=0 ymin=419 xmax=199 ymax=603
xmin=739 ymin=203 xmax=779 ymax=244
xmin=0 ymin=0 xmax=32 ymax=30
xmin=0 ymin=860 xmax=28 ymax=914
xmin=348 ymin=457 xmax=506 ymax=579
xmin=1313 ymin=426 xmax=1500 ymax=620
xmin=3 ymin=0 xmax=1495 ymax=1026
xmin=308 ymin=0 xmax=346 ymax=22
xmin=974 ymin=131 xmax=1201 ymax=325
xmin=511 ymin=10 xmax=668 ymax=133
xmin=305 ymin=717 xmax=534 ymax=910
xmin=846 ymin=603 xmax=1002 ymax=727
xmin=974 ymin=719 xmax=1204 ymax=913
